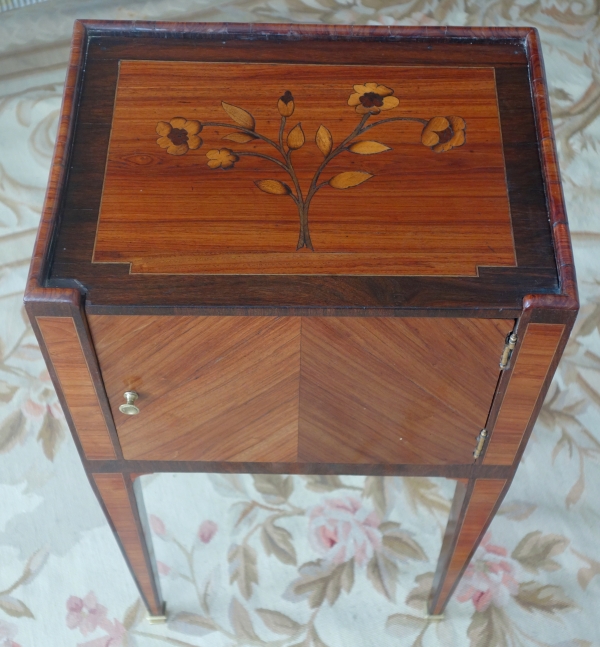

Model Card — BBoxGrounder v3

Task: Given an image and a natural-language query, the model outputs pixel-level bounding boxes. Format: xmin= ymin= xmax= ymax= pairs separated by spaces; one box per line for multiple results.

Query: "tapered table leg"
xmin=92 ymin=472 xmax=165 ymax=619
xmin=428 ymin=478 xmax=507 ymax=615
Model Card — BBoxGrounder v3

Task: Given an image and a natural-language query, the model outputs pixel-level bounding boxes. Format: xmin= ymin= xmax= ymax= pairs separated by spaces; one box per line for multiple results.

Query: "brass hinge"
xmin=499 ymin=332 xmax=518 ymax=370
xmin=473 ymin=428 xmax=488 ymax=460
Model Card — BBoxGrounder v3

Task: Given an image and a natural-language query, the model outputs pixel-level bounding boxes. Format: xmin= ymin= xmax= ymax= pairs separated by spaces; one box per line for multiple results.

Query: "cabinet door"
xmin=88 ymin=315 xmax=301 ymax=461
xmin=297 ymin=317 xmax=511 ymax=464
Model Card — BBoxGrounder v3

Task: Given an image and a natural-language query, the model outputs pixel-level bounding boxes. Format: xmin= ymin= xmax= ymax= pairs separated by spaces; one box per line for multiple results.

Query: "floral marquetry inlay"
xmin=154 ymin=84 xmax=466 ymax=251
xmin=95 ymin=61 xmax=515 ymax=275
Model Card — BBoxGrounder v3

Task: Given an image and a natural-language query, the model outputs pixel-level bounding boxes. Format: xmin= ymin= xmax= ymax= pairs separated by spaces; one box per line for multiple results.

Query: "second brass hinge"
xmin=473 ymin=428 xmax=488 ymax=460
xmin=499 ymin=331 xmax=518 ymax=370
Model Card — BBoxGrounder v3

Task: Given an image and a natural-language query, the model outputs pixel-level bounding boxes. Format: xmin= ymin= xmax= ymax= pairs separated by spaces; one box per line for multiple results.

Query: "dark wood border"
xmin=35 ymin=21 xmax=563 ymax=315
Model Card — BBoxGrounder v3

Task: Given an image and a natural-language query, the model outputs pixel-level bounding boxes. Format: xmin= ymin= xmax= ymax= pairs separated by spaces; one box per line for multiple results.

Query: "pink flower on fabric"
xmin=198 ymin=520 xmax=218 ymax=544
xmin=0 ymin=620 xmax=21 ymax=647
xmin=78 ymin=620 xmax=126 ymax=647
xmin=149 ymin=515 xmax=166 ymax=537
xmin=456 ymin=533 xmax=520 ymax=611
xmin=66 ymin=592 xmax=108 ymax=635
xmin=309 ymin=496 xmax=381 ymax=566
xmin=21 ymin=369 xmax=62 ymax=420
xmin=157 ymin=561 xmax=171 ymax=575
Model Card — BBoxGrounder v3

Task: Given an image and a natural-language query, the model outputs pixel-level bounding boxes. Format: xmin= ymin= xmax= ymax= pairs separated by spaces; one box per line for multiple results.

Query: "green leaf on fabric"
xmin=303 ymin=475 xmax=344 ymax=492
xmin=256 ymin=608 xmax=302 ymax=635
xmin=0 ymin=595 xmax=34 ymax=618
xmin=261 ymin=518 xmax=297 ymax=565
xmin=252 ymin=474 xmax=293 ymax=503
xmin=228 ymin=543 xmax=258 ymax=600
xmin=511 ymin=531 xmax=569 ymax=573
xmin=0 ymin=410 xmax=26 ymax=454
xmin=467 ymin=607 xmax=510 ymax=647
xmin=514 ymin=581 xmax=577 ymax=614
xmin=37 ymin=410 xmax=64 ymax=461
xmin=367 ymin=552 xmax=399 ymax=601
xmin=229 ymin=597 xmax=260 ymax=641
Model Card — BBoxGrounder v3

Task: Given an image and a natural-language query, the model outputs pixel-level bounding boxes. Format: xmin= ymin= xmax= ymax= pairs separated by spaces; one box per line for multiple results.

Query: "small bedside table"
xmin=25 ymin=21 xmax=577 ymax=620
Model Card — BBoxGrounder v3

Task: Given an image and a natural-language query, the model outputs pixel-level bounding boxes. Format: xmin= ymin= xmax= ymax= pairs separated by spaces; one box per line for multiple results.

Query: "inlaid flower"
xmin=278 ymin=90 xmax=295 ymax=117
xmin=156 ymin=118 xmax=202 ymax=156
xmin=206 ymin=148 xmax=239 ymax=169
xmin=421 ymin=115 xmax=466 ymax=152
xmin=348 ymin=83 xmax=399 ymax=114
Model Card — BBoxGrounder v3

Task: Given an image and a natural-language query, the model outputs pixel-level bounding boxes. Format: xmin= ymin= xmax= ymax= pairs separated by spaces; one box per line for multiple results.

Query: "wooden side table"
xmin=25 ymin=21 xmax=578 ymax=620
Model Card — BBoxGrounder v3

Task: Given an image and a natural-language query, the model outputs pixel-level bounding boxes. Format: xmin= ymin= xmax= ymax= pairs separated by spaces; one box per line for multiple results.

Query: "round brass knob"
xmin=119 ymin=391 xmax=140 ymax=415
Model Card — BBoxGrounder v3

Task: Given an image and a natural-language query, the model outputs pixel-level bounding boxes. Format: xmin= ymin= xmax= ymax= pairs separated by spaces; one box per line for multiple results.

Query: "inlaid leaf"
xmin=168 ymin=612 xmax=217 ymax=636
xmin=256 ymin=609 xmax=302 ymax=635
xmin=255 ymin=180 xmax=291 ymax=196
xmin=367 ymin=552 xmax=399 ymax=601
xmin=514 ymin=582 xmax=576 ymax=614
xmin=230 ymin=597 xmax=260 ymax=641
xmin=222 ymin=132 xmax=257 ymax=143
xmin=252 ymin=474 xmax=293 ymax=502
xmin=349 ymin=141 xmax=391 ymax=155
xmin=315 ymin=125 xmax=333 ymax=156
xmin=303 ymin=475 xmax=344 ymax=492
xmin=228 ymin=543 xmax=258 ymax=600
xmin=287 ymin=123 xmax=305 ymax=150
xmin=221 ymin=102 xmax=255 ymax=130
xmin=329 ymin=171 xmax=373 ymax=190
xmin=511 ymin=531 xmax=569 ymax=573
xmin=0 ymin=595 xmax=33 ymax=618
xmin=0 ymin=410 xmax=26 ymax=454
xmin=261 ymin=518 xmax=296 ymax=565
xmin=37 ymin=411 xmax=64 ymax=461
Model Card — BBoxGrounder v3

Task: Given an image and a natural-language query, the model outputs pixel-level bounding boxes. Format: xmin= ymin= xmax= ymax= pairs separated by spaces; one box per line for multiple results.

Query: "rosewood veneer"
xmin=25 ymin=21 xmax=577 ymax=619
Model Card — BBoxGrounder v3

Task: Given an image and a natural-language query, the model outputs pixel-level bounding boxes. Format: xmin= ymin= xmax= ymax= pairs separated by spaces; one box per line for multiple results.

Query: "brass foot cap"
xmin=147 ymin=603 xmax=167 ymax=624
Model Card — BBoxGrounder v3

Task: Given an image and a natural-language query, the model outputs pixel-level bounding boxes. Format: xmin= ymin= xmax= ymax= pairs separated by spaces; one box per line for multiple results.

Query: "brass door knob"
xmin=119 ymin=391 xmax=140 ymax=415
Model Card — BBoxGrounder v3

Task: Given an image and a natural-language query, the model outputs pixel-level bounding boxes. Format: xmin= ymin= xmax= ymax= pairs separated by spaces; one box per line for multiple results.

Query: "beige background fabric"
xmin=0 ymin=1 xmax=599 ymax=646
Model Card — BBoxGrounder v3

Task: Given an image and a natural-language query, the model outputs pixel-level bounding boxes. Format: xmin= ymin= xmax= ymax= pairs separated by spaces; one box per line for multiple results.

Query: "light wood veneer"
xmin=484 ymin=323 xmax=565 ymax=465
xmin=37 ymin=317 xmax=115 ymax=459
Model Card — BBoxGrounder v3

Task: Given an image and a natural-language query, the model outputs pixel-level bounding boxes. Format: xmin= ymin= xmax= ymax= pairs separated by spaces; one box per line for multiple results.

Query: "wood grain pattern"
xmin=93 ymin=473 xmax=162 ymax=615
xmin=484 ymin=323 xmax=564 ymax=465
xmin=298 ymin=317 xmax=511 ymax=464
xmin=36 ymin=317 xmax=115 ymax=459
xmin=88 ymin=315 xmax=301 ymax=461
xmin=431 ymin=479 xmax=506 ymax=614
xmin=94 ymin=61 xmax=514 ymax=276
